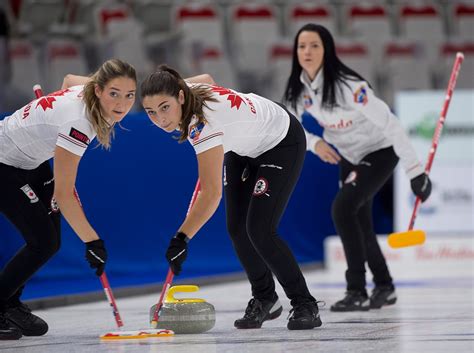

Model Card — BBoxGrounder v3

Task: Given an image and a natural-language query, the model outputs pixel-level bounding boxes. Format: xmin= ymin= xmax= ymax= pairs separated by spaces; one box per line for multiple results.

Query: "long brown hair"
xmin=140 ymin=65 xmax=217 ymax=142
xmin=82 ymin=59 xmax=137 ymax=149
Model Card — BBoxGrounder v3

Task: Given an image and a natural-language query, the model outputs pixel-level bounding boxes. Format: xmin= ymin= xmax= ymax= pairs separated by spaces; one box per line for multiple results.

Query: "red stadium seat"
xmin=288 ymin=3 xmax=335 ymax=37
xmin=231 ymin=3 xmax=280 ymax=73
xmin=455 ymin=3 xmax=474 ymax=40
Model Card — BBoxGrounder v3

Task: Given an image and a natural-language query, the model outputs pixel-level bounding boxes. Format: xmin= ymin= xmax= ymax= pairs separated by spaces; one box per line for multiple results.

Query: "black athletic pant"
xmin=331 ymin=147 xmax=399 ymax=292
xmin=224 ymin=113 xmax=315 ymax=306
xmin=0 ymin=161 xmax=61 ymax=310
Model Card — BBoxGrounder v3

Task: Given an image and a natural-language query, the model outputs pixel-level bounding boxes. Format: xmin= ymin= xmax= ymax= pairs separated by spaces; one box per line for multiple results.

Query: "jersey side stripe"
xmin=192 ymin=132 xmax=224 ymax=147
xmin=58 ymin=133 xmax=88 ymax=148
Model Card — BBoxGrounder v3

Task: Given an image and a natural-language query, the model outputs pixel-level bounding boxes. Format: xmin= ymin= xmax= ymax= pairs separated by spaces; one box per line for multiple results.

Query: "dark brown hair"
xmin=140 ymin=65 xmax=217 ymax=142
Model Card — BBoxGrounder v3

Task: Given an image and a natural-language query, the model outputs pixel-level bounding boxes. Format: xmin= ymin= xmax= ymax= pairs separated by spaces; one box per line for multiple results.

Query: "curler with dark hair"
xmin=140 ymin=65 xmax=217 ymax=142
xmin=283 ymin=23 xmax=368 ymax=112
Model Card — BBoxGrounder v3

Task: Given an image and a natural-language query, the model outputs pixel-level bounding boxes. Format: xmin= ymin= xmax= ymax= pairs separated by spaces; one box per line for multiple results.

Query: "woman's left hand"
xmin=314 ymin=140 xmax=341 ymax=164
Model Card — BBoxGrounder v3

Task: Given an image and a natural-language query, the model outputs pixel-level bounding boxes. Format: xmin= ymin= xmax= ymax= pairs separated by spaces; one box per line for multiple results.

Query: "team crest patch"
xmin=303 ymin=94 xmax=313 ymax=108
xmin=20 ymin=184 xmax=39 ymax=203
xmin=354 ymin=86 xmax=368 ymax=105
xmin=253 ymin=177 xmax=269 ymax=196
xmin=344 ymin=171 xmax=358 ymax=184
xmin=50 ymin=197 xmax=60 ymax=213
xmin=189 ymin=122 xmax=205 ymax=142
xmin=69 ymin=127 xmax=90 ymax=145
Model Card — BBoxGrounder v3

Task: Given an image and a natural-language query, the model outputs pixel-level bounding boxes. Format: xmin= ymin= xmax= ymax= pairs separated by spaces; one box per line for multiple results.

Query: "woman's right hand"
xmin=85 ymin=239 xmax=107 ymax=276
xmin=314 ymin=140 xmax=341 ymax=164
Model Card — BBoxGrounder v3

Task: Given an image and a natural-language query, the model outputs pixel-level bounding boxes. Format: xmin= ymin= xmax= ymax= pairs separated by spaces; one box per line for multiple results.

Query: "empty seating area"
xmin=1 ymin=0 xmax=473 ymax=111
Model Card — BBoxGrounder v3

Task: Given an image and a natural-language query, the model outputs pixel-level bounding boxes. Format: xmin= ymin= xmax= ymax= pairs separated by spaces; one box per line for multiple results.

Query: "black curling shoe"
xmin=287 ymin=301 xmax=322 ymax=330
xmin=234 ymin=297 xmax=283 ymax=329
xmin=330 ymin=290 xmax=370 ymax=312
xmin=5 ymin=302 xmax=48 ymax=336
xmin=370 ymin=285 xmax=397 ymax=309
xmin=0 ymin=312 xmax=22 ymax=340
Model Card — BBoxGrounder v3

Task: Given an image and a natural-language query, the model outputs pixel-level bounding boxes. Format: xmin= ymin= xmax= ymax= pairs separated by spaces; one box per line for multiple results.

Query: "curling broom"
xmin=150 ymin=179 xmax=201 ymax=328
xmin=387 ymin=52 xmax=464 ymax=248
xmin=101 ymin=179 xmax=201 ymax=339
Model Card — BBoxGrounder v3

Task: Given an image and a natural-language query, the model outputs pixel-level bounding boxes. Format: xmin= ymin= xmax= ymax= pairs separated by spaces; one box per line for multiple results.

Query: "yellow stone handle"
xmin=165 ymin=285 xmax=205 ymax=303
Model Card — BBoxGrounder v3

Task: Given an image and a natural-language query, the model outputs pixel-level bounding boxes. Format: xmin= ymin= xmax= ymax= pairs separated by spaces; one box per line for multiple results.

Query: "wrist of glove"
xmin=410 ymin=173 xmax=432 ymax=202
xmin=165 ymin=232 xmax=190 ymax=275
xmin=85 ymin=239 xmax=107 ymax=276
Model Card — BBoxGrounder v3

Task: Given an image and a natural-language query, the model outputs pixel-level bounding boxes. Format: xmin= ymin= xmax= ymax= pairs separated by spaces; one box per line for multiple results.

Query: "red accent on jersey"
xmin=36 ymin=96 xmax=56 ymax=111
xmin=211 ymin=86 xmax=245 ymax=110
xmin=35 ymin=89 xmax=71 ymax=112
xmin=22 ymin=102 xmax=33 ymax=119
xmin=69 ymin=127 xmax=90 ymax=145
xmin=49 ymin=88 xmax=71 ymax=97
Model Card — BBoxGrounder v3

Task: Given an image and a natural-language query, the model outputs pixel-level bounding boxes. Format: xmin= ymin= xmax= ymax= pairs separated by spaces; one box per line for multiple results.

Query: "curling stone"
xmin=149 ymin=285 xmax=215 ymax=334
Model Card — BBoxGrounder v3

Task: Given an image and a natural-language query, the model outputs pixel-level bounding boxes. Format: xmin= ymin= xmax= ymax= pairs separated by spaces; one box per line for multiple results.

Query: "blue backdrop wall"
xmin=0 ymin=111 xmax=391 ymax=300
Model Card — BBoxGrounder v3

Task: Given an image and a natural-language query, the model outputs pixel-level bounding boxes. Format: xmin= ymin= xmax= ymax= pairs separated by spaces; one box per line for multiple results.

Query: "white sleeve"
xmin=347 ymin=82 xmax=424 ymax=179
xmin=56 ymin=119 xmax=95 ymax=157
xmin=286 ymin=98 xmax=322 ymax=155
xmin=188 ymin=118 xmax=224 ymax=154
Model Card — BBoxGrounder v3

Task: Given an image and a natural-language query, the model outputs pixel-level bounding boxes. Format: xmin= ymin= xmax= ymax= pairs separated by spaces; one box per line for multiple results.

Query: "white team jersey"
xmin=288 ymin=71 xmax=423 ymax=179
xmin=187 ymin=85 xmax=290 ymax=158
xmin=0 ymin=85 xmax=96 ymax=170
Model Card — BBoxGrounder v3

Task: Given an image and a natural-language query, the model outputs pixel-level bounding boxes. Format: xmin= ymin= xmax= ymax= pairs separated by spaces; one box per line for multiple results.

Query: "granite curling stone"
xmin=150 ymin=285 xmax=215 ymax=334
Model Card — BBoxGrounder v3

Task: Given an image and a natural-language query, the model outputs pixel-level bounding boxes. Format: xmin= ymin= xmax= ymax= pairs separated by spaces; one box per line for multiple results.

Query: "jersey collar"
xmin=299 ymin=69 xmax=323 ymax=92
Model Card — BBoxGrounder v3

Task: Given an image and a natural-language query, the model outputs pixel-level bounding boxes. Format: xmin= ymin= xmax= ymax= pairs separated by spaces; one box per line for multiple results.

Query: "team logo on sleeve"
xmin=69 ymin=127 xmax=90 ymax=145
xmin=20 ymin=184 xmax=39 ymax=203
xmin=354 ymin=86 xmax=368 ymax=105
xmin=189 ymin=122 xmax=205 ymax=142
xmin=303 ymin=94 xmax=313 ymax=108
xmin=253 ymin=177 xmax=270 ymax=197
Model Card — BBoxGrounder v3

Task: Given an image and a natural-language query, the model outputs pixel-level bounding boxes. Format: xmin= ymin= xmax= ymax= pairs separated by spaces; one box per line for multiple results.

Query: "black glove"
xmin=165 ymin=232 xmax=190 ymax=275
xmin=85 ymin=239 xmax=107 ymax=276
xmin=410 ymin=173 xmax=432 ymax=202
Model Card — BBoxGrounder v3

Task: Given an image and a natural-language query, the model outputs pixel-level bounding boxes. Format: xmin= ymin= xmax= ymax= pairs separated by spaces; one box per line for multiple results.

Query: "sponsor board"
xmin=325 ymin=235 xmax=474 ymax=279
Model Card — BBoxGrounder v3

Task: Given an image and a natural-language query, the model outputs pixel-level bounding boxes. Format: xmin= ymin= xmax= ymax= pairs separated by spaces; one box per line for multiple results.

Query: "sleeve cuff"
xmin=307 ymin=134 xmax=322 ymax=154
xmin=406 ymin=164 xmax=425 ymax=179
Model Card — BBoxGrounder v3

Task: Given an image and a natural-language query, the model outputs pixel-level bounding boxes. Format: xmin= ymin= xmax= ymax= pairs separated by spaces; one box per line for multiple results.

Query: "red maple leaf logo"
xmin=211 ymin=85 xmax=245 ymax=110
xmin=35 ymin=89 xmax=71 ymax=111
xmin=36 ymin=96 xmax=56 ymax=111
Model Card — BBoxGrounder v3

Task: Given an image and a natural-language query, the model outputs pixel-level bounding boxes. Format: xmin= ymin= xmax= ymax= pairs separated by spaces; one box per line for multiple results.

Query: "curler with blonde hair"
xmin=82 ymin=59 xmax=137 ymax=149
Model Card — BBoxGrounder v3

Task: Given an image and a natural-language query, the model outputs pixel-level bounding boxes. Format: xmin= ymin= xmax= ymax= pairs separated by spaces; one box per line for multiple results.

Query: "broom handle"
xmin=34 ymin=84 xmax=124 ymax=328
xmin=407 ymin=53 xmax=464 ymax=230
xmin=151 ymin=179 xmax=201 ymax=325
xmin=33 ymin=84 xmax=44 ymax=99
xmin=99 ymin=273 xmax=124 ymax=327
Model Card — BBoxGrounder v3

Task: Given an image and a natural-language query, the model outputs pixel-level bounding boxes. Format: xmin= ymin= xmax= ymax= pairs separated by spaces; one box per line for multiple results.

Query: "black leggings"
xmin=0 ymin=161 xmax=61 ymax=309
xmin=224 ymin=113 xmax=315 ymax=306
xmin=332 ymin=147 xmax=399 ymax=292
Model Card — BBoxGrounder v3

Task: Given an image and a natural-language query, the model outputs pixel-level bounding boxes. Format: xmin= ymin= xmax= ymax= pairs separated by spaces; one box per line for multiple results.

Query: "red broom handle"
xmin=99 ymin=273 xmax=124 ymax=327
xmin=151 ymin=179 xmax=201 ymax=325
xmin=407 ymin=53 xmax=464 ymax=230
xmin=33 ymin=84 xmax=44 ymax=98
